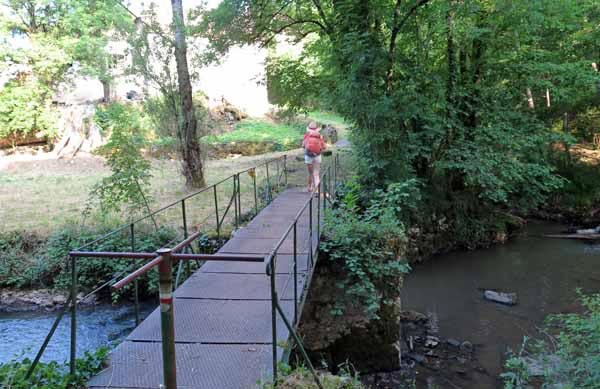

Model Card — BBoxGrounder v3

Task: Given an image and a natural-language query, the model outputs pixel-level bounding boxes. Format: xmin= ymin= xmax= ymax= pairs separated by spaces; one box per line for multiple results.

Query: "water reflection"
xmin=402 ymin=221 xmax=600 ymax=388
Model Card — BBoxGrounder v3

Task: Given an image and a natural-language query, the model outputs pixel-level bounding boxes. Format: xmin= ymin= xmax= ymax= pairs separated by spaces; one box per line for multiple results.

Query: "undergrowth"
xmin=261 ymin=363 xmax=364 ymax=389
xmin=0 ymin=347 xmax=108 ymax=389
xmin=320 ymin=177 xmax=412 ymax=319
xmin=502 ymin=292 xmax=600 ymax=389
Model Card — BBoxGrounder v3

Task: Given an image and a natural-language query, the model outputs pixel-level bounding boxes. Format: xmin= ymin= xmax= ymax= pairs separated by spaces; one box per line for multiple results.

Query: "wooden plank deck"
xmin=88 ymin=188 xmax=319 ymax=389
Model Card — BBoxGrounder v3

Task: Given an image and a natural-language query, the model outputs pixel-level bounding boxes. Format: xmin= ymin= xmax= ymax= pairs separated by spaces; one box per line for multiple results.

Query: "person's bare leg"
xmin=313 ymin=161 xmax=321 ymax=192
xmin=307 ymin=163 xmax=314 ymax=191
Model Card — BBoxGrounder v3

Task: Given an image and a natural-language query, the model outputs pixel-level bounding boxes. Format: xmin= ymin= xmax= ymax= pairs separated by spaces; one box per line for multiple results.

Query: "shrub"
xmin=91 ymin=102 xmax=153 ymax=216
xmin=320 ymin=205 xmax=410 ymax=319
xmin=0 ymin=225 xmax=178 ymax=299
xmin=0 ymin=81 xmax=57 ymax=141
xmin=502 ymin=292 xmax=600 ymax=388
xmin=262 ymin=363 xmax=364 ymax=389
xmin=0 ymin=347 xmax=108 ymax=389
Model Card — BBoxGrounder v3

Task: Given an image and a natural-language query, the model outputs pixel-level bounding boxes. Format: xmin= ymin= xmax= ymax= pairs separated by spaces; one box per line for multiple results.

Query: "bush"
xmin=321 ymin=204 xmax=410 ymax=319
xmin=0 ymin=347 xmax=108 ymax=389
xmin=502 ymin=292 xmax=600 ymax=389
xmin=0 ymin=225 xmax=178 ymax=299
xmin=262 ymin=363 xmax=364 ymax=389
xmin=91 ymin=102 xmax=153 ymax=216
xmin=0 ymin=81 xmax=57 ymax=141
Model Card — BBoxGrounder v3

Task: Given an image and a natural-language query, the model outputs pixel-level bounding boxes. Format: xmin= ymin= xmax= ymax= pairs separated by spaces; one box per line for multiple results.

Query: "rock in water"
xmin=483 ymin=290 xmax=517 ymax=305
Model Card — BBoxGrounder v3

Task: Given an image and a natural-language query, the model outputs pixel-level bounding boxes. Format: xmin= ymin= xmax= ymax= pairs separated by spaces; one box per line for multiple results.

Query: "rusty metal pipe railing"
xmin=265 ymin=152 xmax=341 ymax=388
xmin=26 ymin=154 xmax=289 ymax=383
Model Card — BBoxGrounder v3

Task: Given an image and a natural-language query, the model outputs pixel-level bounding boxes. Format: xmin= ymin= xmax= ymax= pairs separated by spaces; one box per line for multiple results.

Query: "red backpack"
xmin=305 ymin=132 xmax=323 ymax=157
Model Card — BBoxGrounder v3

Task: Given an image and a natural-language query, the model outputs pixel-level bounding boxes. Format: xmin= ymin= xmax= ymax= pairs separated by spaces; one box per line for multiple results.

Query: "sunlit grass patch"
xmin=202 ymin=119 xmax=304 ymax=151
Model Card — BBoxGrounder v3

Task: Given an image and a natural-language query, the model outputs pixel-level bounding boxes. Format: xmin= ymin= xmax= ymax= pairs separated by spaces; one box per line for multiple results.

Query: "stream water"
xmin=402 ymin=221 xmax=600 ymax=388
xmin=1 ymin=221 xmax=598 ymax=389
xmin=0 ymin=302 xmax=155 ymax=364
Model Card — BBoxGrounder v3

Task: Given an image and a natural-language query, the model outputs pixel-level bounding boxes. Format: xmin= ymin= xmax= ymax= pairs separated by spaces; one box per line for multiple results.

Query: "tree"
xmin=170 ymin=0 xmax=205 ymax=188
xmin=198 ymin=0 xmax=600 ymax=212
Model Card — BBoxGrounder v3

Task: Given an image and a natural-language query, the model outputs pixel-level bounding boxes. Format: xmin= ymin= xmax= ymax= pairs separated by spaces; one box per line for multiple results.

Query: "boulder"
xmin=483 ymin=290 xmax=517 ymax=305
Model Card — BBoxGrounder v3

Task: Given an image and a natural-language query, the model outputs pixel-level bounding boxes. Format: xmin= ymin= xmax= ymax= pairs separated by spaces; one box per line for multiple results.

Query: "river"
xmin=402 ymin=221 xmax=600 ymax=388
xmin=2 ymin=221 xmax=599 ymax=388
xmin=0 ymin=301 xmax=155 ymax=364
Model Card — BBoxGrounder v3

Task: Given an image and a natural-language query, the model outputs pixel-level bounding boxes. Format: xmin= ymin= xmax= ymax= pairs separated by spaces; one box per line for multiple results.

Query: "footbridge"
xmin=25 ymin=153 xmax=342 ymax=389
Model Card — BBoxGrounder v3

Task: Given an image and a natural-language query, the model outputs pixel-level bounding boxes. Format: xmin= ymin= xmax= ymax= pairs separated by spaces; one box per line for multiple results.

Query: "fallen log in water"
xmin=544 ymin=233 xmax=600 ymax=241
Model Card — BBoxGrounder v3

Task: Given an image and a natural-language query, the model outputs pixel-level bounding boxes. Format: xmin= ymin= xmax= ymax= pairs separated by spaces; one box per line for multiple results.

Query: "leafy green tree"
xmin=197 ymin=0 xmax=599 ymax=216
xmin=90 ymin=102 xmax=153 ymax=217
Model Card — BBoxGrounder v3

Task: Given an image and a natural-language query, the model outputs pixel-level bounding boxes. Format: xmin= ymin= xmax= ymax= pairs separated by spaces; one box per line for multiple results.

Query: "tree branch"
xmin=386 ymin=0 xmax=432 ymax=91
xmin=311 ymin=0 xmax=333 ymax=34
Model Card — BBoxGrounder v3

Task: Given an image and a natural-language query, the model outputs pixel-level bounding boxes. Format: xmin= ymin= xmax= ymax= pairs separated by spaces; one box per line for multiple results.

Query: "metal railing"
xmin=265 ymin=152 xmax=340 ymax=389
xmin=25 ymin=155 xmax=288 ymax=380
xmin=24 ymin=150 xmax=346 ymax=388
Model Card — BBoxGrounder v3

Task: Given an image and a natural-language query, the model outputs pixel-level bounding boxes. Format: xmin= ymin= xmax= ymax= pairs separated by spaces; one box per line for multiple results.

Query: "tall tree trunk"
xmin=445 ymin=1 xmax=457 ymax=143
xmin=101 ymin=80 xmax=111 ymax=102
xmin=526 ymin=88 xmax=535 ymax=109
xmin=171 ymin=0 xmax=205 ymax=188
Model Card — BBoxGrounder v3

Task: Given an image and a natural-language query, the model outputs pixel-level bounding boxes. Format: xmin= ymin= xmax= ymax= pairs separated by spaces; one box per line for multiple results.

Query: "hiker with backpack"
xmin=303 ymin=121 xmax=326 ymax=192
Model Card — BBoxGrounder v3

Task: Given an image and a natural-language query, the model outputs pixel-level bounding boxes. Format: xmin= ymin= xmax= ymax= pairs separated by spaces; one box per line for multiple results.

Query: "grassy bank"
xmin=0 ymin=149 xmax=311 ymax=234
xmin=0 ymin=347 xmax=108 ymax=389
xmin=202 ymin=119 xmax=305 ymax=152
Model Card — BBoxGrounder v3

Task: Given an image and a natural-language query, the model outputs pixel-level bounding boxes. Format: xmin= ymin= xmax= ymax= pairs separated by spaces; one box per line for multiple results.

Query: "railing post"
xmin=317 ymin=179 xmax=321 ymax=240
xmin=213 ymin=185 xmax=220 ymax=240
xmin=269 ymin=260 xmax=278 ymax=383
xmin=175 ymin=199 xmax=189 ymax=288
xmin=266 ymin=161 xmax=272 ymax=203
xmin=69 ymin=255 xmax=77 ymax=376
xmin=233 ymin=175 xmax=239 ymax=228
xmin=323 ymin=171 xmax=328 ymax=212
xmin=237 ymin=174 xmax=242 ymax=223
xmin=157 ymin=248 xmax=177 ymax=389
xmin=293 ymin=222 xmax=298 ymax=325
xmin=309 ymin=195 xmax=314 ymax=268
xmin=275 ymin=158 xmax=279 ymax=188
xmin=334 ymin=153 xmax=339 ymax=197
xmin=283 ymin=155 xmax=288 ymax=186
xmin=252 ymin=169 xmax=258 ymax=216
xmin=131 ymin=223 xmax=140 ymax=326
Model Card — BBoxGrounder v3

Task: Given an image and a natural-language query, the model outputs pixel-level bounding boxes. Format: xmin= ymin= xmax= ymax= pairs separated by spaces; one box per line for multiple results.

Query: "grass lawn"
xmin=0 ymin=149 xmax=318 ymax=234
xmin=1 ymin=112 xmax=351 ymax=235
xmin=202 ymin=119 xmax=305 ymax=151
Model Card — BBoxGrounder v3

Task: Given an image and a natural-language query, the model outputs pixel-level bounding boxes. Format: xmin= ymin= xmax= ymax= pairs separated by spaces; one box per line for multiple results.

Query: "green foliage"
xmin=0 ymin=231 xmax=47 ymax=288
xmin=266 ymin=54 xmax=322 ymax=112
xmin=46 ymin=224 xmax=178 ymax=298
xmin=0 ymin=224 xmax=177 ymax=297
xmin=0 ymin=347 xmax=108 ymax=389
xmin=500 ymin=338 xmax=531 ymax=389
xmin=0 ymin=1 xmax=132 ymax=141
xmin=91 ymin=102 xmax=153 ymax=216
xmin=0 ymin=80 xmax=58 ymax=140
xmin=548 ymin=150 xmax=600 ymax=211
xmin=198 ymin=0 xmax=600 ymax=230
xmin=202 ymin=119 xmax=304 ymax=151
xmin=366 ymin=179 xmax=421 ymax=222
xmin=502 ymin=292 xmax=600 ymax=389
xmin=261 ymin=363 xmax=364 ymax=389
xmin=321 ymin=202 xmax=410 ymax=319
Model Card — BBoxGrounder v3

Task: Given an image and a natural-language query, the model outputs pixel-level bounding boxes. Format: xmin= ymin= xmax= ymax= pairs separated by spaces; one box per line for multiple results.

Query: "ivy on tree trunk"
xmin=171 ymin=0 xmax=205 ymax=188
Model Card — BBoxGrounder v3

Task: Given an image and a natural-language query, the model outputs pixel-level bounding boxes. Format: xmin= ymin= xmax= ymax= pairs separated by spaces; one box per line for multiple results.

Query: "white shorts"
xmin=304 ymin=154 xmax=322 ymax=164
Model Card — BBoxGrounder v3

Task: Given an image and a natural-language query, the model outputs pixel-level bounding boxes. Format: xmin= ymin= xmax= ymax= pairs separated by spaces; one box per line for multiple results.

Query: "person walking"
xmin=303 ymin=121 xmax=326 ymax=192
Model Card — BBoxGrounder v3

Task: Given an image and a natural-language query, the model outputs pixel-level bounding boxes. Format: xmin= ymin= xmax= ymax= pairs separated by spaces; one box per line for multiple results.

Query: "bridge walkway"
xmin=88 ymin=187 xmax=320 ymax=389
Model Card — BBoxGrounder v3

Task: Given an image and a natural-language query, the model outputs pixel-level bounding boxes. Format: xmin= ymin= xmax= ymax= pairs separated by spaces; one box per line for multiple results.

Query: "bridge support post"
xmin=157 ymin=248 xmax=177 ymax=389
